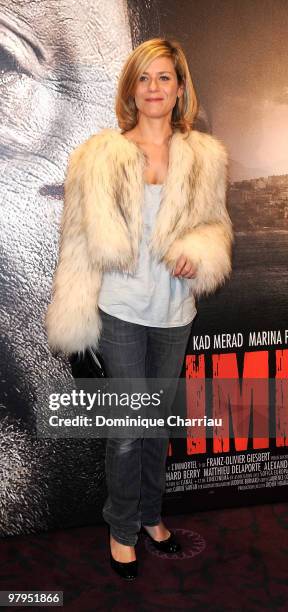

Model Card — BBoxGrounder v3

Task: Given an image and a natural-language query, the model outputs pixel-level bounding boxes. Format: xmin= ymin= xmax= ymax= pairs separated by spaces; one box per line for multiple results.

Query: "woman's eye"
xmin=139 ymin=75 xmax=170 ymax=81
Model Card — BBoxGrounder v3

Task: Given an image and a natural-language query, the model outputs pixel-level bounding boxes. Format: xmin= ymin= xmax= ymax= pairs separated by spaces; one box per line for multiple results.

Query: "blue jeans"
xmin=98 ymin=308 xmax=193 ymax=546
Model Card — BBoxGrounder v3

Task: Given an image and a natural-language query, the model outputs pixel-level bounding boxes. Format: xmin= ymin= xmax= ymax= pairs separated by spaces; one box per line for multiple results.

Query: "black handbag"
xmin=69 ymin=347 xmax=106 ymax=379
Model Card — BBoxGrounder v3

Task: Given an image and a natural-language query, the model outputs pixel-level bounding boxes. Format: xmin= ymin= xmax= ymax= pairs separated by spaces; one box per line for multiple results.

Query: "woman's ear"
xmin=177 ymin=80 xmax=185 ymax=99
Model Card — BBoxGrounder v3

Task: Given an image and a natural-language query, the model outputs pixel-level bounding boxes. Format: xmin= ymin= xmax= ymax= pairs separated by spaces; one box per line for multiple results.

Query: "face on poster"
xmin=0 ymin=0 xmax=137 ymax=412
xmin=0 ymin=0 xmax=160 ymax=532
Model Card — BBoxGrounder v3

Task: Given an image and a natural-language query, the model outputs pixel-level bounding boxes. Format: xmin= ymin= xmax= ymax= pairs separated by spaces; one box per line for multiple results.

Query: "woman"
xmin=45 ymin=37 xmax=233 ymax=580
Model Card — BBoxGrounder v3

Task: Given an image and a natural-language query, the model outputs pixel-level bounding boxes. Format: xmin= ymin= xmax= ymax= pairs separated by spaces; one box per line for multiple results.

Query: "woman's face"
xmin=133 ymin=56 xmax=184 ymax=122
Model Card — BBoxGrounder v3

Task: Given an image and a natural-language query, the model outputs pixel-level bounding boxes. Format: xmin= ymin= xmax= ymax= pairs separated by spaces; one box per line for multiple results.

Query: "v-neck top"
xmin=98 ymin=183 xmax=197 ymax=327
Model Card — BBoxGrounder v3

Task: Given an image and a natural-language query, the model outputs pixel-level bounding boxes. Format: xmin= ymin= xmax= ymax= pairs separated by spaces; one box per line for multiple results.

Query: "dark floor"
xmin=1 ymin=503 xmax=288 ymax=611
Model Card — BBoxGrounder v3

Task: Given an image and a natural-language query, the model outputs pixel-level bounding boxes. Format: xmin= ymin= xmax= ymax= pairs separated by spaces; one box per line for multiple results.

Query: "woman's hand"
xmin=172 ymin=255 xmax=197 ymax=279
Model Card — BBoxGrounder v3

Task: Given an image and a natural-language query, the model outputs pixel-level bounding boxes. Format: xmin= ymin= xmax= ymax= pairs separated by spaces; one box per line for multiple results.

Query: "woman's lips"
xmin=145 ymin=98 xmax=163 ymax=101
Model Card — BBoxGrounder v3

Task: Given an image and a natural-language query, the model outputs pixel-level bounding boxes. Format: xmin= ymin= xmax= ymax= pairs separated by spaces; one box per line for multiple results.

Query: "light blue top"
xmin=98 ymin=183 xmax=197 ymax=327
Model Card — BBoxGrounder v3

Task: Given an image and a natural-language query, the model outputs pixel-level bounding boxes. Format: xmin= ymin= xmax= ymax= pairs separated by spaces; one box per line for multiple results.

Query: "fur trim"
xmin=161 ymin=130 xmax=233 ymax=295
xmin=45 ymin=128 xmax=233 ymax=354
xmin=81 ymin=130 xmax=146 ymax=274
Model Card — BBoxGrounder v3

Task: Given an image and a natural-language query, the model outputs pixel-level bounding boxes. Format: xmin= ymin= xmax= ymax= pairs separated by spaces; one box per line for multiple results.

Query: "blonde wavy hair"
xmin=115 ymin=37 xmax=198 ymax=135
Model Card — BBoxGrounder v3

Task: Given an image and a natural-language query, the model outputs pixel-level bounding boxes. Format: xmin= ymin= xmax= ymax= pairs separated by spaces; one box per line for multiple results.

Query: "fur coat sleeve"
xmin=162 ymin=134 xmax=233 ymax=297
xmin=45 ymin=145 xmax=103 ymax=356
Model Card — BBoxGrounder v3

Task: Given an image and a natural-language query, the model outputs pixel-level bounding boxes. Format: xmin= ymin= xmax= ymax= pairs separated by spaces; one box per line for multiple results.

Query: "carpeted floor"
xmin=1 ymin=503 xmax=287 ymax=611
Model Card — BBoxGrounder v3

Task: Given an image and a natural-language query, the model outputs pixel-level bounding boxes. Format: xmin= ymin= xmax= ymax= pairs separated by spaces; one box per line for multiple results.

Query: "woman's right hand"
xmin=172 ymin=254 xmax=197 ymax=279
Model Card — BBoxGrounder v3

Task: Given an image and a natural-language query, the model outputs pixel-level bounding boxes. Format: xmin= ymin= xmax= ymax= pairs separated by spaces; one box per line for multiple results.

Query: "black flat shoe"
xmin=141 ymin=526 xmax=181 ymax=553
xmin=110 ymin=552 xmax=138 ymax=580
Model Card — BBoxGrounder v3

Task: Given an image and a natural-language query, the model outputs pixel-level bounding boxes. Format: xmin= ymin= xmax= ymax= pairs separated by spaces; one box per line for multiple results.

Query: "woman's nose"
xmin=148 ymin=79 xmax=159 ymax=90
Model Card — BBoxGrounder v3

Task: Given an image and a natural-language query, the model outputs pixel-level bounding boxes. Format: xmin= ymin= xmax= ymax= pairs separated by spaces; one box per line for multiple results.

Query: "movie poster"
xmin=153 ymin=0 xmax=288 ymax=512
xmin=1 ymin=0 xmax=287 ymax=535
xmin=164 ymin=346 xmax=288 ymax=513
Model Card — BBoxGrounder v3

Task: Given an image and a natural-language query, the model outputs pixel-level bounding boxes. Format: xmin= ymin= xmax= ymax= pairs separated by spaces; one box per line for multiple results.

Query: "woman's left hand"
xmin=172 ymin=255 xmax=197 ymax=278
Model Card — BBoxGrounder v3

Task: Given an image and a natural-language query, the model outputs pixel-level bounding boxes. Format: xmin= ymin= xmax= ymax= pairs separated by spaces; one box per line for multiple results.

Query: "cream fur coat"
xmin=45 ymin=128 xmax=233 ymax=355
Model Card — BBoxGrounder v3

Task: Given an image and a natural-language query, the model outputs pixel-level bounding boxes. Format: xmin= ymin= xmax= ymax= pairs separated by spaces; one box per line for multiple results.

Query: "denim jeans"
xmin=98 ymin=308 xmax=193 ymax=546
